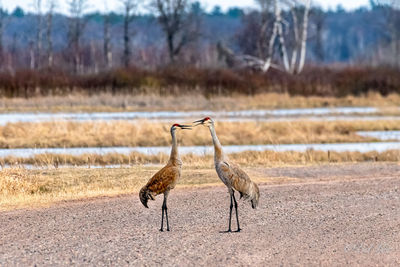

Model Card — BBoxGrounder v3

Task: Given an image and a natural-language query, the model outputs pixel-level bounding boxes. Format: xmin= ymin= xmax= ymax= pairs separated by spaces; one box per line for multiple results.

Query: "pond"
xmin=357 ymin=131 xmax=400 ymax=141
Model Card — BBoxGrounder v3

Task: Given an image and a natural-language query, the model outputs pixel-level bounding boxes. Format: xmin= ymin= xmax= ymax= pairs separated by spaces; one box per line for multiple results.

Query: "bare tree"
xmin=90 ymin=40 xmax=99 ymax=73
xmin=256 ymin=0 xmax=274 ymax=60
xmin=103 ymin=9 xmax=112 ymax=69
xmin=310 ymin=7 xmax=325 ymax=62
xmin=121 ymin=0 xmax=136 ymax=68
xmin=151 ymin=0 xmax=199 ymax=63
xmin=264 ymin=0 xmax=311 ymax=73
xmin=233 ymin=0 xmax=282 ymax=72
xmin=67 ymin=0 xmax=88 ymax=74
xmin=34 ymin=0 xmax=44 ymax=69
xmin=0 ymin=2 xmax=6 ymax=67
xmin=46 ymin=0 xmax=56 ymax=68
xmin=374 ymin=0 xmax=400 ymax=67
xmin=223 ymin=0 xmax=311 ymax=74
xmin=29 ymin=41 xmax=35 ymax=70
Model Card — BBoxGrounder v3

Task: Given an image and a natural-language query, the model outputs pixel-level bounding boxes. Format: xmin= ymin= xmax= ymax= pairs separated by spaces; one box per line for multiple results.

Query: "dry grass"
xmin=0 ymin=168 xmax=49 ymax=196
xmin=2 ymin=149 xmax=400 ymax=167
xmin=0 ymin=166 xmax=237 ymax=211
xmin=0 ymin=167 xmax=150 ymax=211
xmin=0 ymin=119 xmax=400 ymax=148
xmin=0 ymin=92 xmax=400 ymax=113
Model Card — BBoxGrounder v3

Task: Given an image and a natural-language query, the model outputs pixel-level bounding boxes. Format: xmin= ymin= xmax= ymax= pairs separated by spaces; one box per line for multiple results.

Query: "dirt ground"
xmin=1 ymin=163 xmax=400 ymax=266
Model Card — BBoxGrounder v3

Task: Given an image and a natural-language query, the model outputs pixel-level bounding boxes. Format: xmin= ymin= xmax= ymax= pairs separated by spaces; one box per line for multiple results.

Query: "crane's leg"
xmin=160 ymin=200 xmax=165 ymax=232
xmin=163 ymin=193 xmax=170 ymax=231
xmin=221 ymin=192 xmax=233 ymax=233
xmin=232 ymin=192 xmax=241 ymax=232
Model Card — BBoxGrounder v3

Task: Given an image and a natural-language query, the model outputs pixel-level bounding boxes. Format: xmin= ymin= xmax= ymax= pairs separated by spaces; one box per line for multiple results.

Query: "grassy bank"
xmin=3 ymin=149 xmax=400 ymax=167
xmin=0 ymin=120 xmax=400 ymax=149
xmin=0 ymin=92 xmax=400 ymax=113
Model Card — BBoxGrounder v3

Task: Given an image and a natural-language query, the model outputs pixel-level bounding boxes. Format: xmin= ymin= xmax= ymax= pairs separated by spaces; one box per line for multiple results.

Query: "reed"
xmin=0 ymin=120 xmax=399 ymax=149
xmin=2 ymin=149 xmax=400 ymax=167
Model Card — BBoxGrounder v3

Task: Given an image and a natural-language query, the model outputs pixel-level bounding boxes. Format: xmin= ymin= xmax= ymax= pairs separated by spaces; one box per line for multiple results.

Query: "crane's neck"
xmin=209 ymin=124 xmax=226 ymax=162
xmin=169 ymin=129 xmax=182 ymax=166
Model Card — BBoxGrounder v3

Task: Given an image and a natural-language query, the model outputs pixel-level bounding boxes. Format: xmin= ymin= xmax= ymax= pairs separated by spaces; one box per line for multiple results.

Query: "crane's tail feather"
xmin=139 ymin=187 xmax=154 ymax=208
xmin=250 ymin=182 xmax=260 ymax=209
xmin=237 ymin=181 xmax=260 ymax=209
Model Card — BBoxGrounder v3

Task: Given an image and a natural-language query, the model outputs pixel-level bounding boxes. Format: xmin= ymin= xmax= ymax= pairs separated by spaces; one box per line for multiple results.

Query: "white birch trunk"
xmin=274 ymin=0 xmax=290 ymax=72
xmin=297 ymin=0 xmax=311 ymax=73
xmin=289 ymin=4 xmax=299 ymax=73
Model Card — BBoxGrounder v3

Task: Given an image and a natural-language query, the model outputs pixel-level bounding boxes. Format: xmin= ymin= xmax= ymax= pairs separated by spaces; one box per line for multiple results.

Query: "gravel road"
xmin=1 ymin=163 xmax=400 ymax=266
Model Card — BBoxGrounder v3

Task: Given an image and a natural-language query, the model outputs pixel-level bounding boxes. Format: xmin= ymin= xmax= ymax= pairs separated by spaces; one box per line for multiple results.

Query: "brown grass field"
xmin=0 ymin=165 xmax=271 ymax=211
xmin=0 ymin=91 xmax=399 ymax=212
xmin=1 ymin=148 xmax=400 ymax=211
xmin=1 ymin=119 xmax=400 ymax=148
xmin=0 ymin=92 xmax=400 ymax=113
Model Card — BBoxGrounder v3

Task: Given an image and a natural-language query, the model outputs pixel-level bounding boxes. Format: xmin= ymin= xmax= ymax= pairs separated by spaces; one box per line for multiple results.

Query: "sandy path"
xmin=1 ymin=163 xmax=400 ymax=266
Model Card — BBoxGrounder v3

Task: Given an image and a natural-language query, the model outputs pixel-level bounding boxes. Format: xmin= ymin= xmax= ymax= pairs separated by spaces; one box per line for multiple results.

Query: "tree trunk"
xmin=0 ymin=12 xmax=4 ymax=68
xmin=30 ymin=42 xmax=35 ymax=70
xmin=276 ymin=24 xmax=290 ymax=71
xmin=91 ymin=41 xmax=98 ymax=73
xmin=261 ymin=21 xmax=278 ymax=72
xmin=46 ymin=3 xmax=54 ymax=68
xmin=297 ymin=0 xmax=311 ymax=74
xmin=167 ymin=33 xmax=175 ymax=63
xmin=289 ymin=5 xmax=299 ymax=73
xmin=103 ymin=14 xmax=112 ymax=69
xmin=35 ymin=0 xmax=44 ymax=69
xmin=123 ymin=14 xmax=130 ymax=67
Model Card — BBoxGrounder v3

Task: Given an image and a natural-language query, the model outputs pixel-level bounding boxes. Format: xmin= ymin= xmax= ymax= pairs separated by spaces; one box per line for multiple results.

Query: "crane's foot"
xmin=159 ymin=228 xmax=164 ymax=232
xmin=220 ymin=229 xmax=232 ymax=233
xmin=166 ymin=228 xmax=170 ymax=231
xmin=234 ymin=228 xmax=242 ymax=233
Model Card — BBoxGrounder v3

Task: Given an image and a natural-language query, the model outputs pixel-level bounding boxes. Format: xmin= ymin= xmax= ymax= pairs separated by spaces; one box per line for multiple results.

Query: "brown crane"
xmin=139 ymin=123 xmax=192 ymax=231
xmin=194 ymin=117 xmax=259 ymax=232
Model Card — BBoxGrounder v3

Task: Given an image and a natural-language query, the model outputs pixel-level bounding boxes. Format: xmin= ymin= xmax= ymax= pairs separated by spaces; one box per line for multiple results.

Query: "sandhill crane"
xmin=139 ymin=123 xmax=192 ymax=231
xmin=193 ymin=117 xmax=259 ymax=232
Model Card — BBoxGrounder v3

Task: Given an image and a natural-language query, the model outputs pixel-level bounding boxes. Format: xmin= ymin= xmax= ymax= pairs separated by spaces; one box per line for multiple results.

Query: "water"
xmin=0 ymin=107 xmax=383 ymax=125
xmin=219 ymin=116 xmax=400 ymax=123
xmin=357 ymin=131 xmax=400 ymax=141
xmin=1 ymin=142 xmax=399 ymax=159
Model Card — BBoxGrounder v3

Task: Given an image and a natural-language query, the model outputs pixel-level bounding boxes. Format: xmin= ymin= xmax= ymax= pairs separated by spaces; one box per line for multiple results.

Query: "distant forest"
xmin=0 ymin=1 xmax=398 ymax=73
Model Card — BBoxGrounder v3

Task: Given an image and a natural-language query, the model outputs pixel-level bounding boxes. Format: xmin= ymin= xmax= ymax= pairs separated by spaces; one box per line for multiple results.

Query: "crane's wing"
xmin=145 ymin=165 xmax=180 ymax=195
xmin=219 ymin=161 xmax=260 ymax=208
xmin=219 ymin=161 xmax=252 ymax=194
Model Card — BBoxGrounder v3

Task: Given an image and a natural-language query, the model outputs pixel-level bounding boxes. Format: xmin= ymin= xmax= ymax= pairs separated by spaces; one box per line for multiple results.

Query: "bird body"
xmin=194 ymin=117 xmax=259 ymax=232
xmin=216 ymin=161 xmax=260 ymax=209
xmin=139 ymin=162 xmax=181 ymax=208
xmin=139 ymin=124 xmax=190 ymax=231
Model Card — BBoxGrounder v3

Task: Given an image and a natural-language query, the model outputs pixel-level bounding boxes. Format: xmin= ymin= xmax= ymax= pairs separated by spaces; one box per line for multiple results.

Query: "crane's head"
xmin=170 ymin=123 xmax=192 ymax=132
xmin=193 ymin=117 xmax=214 ymax=127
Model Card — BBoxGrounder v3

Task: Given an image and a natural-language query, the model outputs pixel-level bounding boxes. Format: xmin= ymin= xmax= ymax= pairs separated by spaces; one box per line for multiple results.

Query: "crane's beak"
xmin=192 ymin=119 xmax=205 ymax=126
xmin=178 ymin=124 xmax=192 ymax=130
